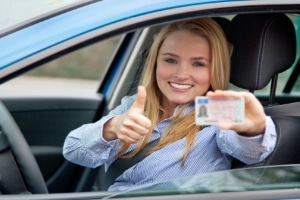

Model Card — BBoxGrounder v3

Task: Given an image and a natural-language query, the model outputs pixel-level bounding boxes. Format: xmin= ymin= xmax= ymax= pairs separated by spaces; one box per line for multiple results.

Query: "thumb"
xmin=132 ymin=86 xmax=147 ymax=113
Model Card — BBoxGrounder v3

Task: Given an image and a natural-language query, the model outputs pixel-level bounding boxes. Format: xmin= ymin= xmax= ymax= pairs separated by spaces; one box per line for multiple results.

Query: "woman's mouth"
xmin=169 ymin=82 xmax=192 ymax=90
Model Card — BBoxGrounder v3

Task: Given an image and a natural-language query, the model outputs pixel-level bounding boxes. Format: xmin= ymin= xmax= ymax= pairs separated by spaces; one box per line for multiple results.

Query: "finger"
xmin=123 ymin=117 xmax=151 ymax=137
xmin=118 ymin=128 xmax=144 ymax=143
xmin=126 ymin=114 xmax=152 ymax=129
xmin=219 ymin=123 xmax=234 ymax=130
xmin=119 ymin=136 xmax=140 ymax=144
xmin=131 ymin=86 xmax=147 ymax=114
xmin=129 ymin=123 xmax=150 ymax=135
xmin=123 ymin=129 xmax=144 ymax=140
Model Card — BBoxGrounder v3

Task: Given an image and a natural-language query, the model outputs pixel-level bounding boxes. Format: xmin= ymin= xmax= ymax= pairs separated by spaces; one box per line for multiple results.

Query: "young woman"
xmin=63 ymin=18 xmax=276 ymax=191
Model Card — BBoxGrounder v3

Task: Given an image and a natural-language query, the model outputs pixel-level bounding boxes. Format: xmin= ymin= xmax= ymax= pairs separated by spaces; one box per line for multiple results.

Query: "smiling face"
xmin=156 ymin=29 xmax=211 ymax=112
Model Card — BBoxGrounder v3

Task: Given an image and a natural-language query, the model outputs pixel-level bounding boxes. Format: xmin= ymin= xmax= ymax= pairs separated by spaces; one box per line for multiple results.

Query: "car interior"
xmin=1 ymin=6 xmax=300 ymax=197
xmin=227 ymin=13 xmax=300 ymax=169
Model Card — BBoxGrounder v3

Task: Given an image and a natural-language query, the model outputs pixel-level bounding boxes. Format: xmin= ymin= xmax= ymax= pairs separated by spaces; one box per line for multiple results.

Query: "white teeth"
xmin=170 ymin=83 xmax=192 ymax=89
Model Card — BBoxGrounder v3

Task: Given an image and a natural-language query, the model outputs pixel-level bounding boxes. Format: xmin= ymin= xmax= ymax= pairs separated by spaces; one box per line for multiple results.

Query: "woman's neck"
xmin=159 ymin=102 xmax=177 ymax=121
xmin=159 ymin=112 xmax=171 ymax=121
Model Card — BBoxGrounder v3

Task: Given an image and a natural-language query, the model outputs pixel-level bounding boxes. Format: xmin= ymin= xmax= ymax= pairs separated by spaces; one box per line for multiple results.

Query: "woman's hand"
xmin=103 ymin=86 xmax=152 ymax=143
xmin=206 ymin=90 xmax=266 ymax=136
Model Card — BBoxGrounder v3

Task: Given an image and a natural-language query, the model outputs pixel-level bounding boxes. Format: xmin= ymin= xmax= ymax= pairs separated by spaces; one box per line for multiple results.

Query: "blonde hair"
xmin=116 ymin=18 xmax=231 ymax=166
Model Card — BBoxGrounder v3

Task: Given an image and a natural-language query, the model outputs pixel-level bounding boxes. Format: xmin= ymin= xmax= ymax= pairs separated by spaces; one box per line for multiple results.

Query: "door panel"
xmin=0 ymin=95 xmax=105 ymax=193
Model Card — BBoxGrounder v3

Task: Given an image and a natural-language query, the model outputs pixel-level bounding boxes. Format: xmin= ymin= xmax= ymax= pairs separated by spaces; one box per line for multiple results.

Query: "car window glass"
xmin=0 ymin=35 xmax=122 ymax=95
xmin=285 ymin=14 xmax=300 ymax=93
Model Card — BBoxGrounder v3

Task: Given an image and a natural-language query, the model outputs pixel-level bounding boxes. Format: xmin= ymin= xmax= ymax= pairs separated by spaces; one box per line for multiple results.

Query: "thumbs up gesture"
xmin=103 ymin=86 xmax=152 ymax=144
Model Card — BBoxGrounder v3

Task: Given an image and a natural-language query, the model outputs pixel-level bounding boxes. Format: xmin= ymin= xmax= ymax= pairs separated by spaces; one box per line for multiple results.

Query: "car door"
xmin=0 ymin=30 xmax=141 ymax=193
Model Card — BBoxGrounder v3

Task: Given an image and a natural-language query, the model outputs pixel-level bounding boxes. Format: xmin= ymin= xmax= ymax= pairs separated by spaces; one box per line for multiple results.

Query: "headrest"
xmin=227 ymin=13 xmax=296 ymax=90
xmin=212 ymin=17 xmax=230 ymax=33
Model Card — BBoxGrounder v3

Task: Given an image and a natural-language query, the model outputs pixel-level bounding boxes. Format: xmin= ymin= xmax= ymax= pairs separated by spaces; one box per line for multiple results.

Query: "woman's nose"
xmin=174 ymin=64 xmax=189 ymax=80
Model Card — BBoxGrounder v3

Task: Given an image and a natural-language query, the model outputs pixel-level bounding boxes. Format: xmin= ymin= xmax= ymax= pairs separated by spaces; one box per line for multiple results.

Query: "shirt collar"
xmin=173 ymin=101 xmax=195 ymax=117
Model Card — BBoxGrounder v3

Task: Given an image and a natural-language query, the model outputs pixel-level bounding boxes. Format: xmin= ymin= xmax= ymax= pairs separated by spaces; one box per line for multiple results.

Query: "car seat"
xmin=226 ymin=13 xmax=299 ymax=168
xmin=212 ymin=16 xmax=230 ymax=33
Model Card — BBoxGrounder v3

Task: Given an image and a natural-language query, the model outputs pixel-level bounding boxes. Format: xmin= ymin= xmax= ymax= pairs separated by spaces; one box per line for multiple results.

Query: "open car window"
xmin=0 ymin=34 xmax=123 ymax=95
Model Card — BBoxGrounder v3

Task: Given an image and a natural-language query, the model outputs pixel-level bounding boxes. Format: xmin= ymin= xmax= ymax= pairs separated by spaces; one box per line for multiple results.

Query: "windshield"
xmin=0 ymin=0 xmax=86 ymax=34
xmin=111 ymin=165 xmax=300 ymax=198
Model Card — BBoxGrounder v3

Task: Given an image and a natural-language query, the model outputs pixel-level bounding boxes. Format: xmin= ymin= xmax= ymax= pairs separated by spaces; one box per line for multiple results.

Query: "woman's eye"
xmin=194 ymin=62 xmax=205 ymax=67
xmin=165 ymin=58 xmax=177 ymax=64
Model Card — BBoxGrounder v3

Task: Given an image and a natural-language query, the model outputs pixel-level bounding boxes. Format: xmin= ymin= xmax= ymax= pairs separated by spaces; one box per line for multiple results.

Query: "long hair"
xmin=115 ymin=18 xmax=231 ymax=166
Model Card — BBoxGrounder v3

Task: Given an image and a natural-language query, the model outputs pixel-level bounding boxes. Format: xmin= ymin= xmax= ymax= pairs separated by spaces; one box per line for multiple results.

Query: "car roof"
xmin=0 ymin=0 xmax=299 ymax=81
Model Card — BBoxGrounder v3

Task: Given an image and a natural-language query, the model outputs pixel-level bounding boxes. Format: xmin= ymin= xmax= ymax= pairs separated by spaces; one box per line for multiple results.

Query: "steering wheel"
xmin=0 ymin=101 xmax=48 ymax=194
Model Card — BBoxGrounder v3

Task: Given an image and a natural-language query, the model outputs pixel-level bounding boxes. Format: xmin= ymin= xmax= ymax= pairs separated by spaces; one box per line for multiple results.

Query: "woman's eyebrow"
xmin=161 ymin=52 xmax=210 ymax=62
xmin=193 ymin=57 xmax=211 ymax=62
xmin=161 ymin=52 xmax=178 ymax=57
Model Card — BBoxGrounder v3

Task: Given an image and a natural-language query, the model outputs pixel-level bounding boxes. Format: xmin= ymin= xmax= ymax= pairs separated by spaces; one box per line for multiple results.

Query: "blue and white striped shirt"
xmin=63 ymin=95 xmax=277 ymax=191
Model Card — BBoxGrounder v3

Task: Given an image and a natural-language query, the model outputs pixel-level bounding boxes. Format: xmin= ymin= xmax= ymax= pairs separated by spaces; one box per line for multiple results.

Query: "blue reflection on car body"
xmin=0 ymin=0 xmax=226 ymax=70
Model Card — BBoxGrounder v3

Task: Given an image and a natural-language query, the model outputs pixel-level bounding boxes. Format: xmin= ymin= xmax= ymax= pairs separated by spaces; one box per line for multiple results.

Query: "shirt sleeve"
xmin=62 ymin=95 xmax=135 ymax=168
xmin=216 ymin=116 xmax=277 ymax=164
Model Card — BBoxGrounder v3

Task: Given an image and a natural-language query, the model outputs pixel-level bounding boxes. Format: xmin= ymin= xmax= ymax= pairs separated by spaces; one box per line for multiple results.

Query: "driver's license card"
xmin=195 ymin=96 xmax=244 ymax=125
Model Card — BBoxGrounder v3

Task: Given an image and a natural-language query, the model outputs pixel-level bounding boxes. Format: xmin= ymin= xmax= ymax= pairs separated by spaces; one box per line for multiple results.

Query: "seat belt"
xmin=103 ymin=138 xmax=159 ymax=190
